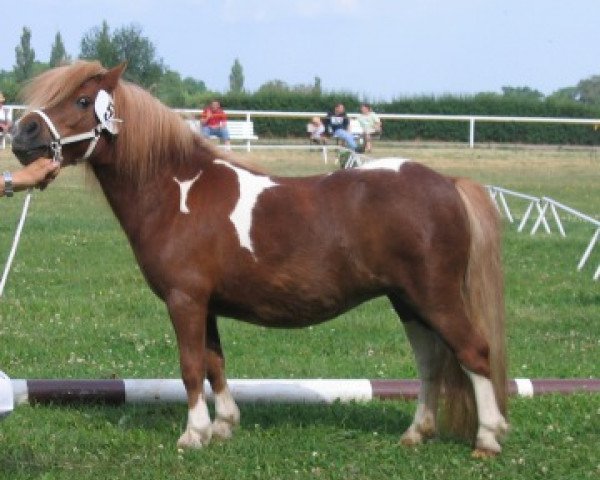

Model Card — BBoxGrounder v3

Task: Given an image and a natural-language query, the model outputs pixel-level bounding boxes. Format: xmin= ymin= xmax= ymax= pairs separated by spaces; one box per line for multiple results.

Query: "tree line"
xmin=2 ymin=22 xmax=600 ymax=144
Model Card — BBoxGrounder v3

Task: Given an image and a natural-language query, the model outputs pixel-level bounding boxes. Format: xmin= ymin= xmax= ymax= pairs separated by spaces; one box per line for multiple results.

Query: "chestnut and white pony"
xmin=12 ymin=61 xmax=508 ymax=456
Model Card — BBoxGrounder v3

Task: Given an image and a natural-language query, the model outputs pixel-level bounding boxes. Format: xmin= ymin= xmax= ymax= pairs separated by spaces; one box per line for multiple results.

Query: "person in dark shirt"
xmin=324 ymin=103 xmax=357 ymax=151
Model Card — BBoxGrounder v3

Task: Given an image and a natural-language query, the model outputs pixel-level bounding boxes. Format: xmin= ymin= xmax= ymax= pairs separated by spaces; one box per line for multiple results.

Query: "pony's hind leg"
xmin=205 ymin=314 xmax=240 ymax=440
xmin=425 ymin=304 xmax=508 ymax=455
xmin=465 ymin=370 xmax=509 ymax=457
xmin=397 ymin=316 xmax=445 ymax=446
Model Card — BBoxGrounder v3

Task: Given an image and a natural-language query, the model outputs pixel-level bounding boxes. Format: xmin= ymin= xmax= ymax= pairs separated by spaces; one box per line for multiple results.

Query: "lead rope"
xmin=0 ymin=191 xmax=33 ymax=297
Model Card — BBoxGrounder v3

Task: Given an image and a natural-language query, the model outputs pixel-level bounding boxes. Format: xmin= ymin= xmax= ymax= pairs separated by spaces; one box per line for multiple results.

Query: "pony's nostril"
xmin=24 ymin=120 xmax=40 ymax=137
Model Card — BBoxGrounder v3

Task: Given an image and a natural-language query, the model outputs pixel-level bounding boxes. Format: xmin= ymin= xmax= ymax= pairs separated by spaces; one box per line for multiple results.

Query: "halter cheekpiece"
xmin=32 ymin=89 xmax=121 ymax=164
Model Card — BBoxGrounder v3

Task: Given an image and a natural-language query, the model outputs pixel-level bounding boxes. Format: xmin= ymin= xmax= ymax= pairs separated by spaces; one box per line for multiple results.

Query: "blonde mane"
xmin=23 ymin=60 xmax=221 ymax=183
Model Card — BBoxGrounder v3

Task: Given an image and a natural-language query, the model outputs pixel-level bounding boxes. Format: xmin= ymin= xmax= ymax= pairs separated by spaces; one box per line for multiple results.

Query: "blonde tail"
xmin=440 ymin=178 xmax=507 ymax=440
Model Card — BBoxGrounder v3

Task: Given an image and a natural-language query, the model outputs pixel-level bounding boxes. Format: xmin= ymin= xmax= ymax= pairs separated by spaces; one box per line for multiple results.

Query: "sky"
xmin=2 ymin=0 xmax=600 ymax=100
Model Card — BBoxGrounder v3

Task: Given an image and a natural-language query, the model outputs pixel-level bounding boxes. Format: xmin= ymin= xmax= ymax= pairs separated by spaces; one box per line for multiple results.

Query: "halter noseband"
xmin=33 ymin=109 xmax=104 ymax=164
xmin=31 ymin=90 xmax=121 ymax=164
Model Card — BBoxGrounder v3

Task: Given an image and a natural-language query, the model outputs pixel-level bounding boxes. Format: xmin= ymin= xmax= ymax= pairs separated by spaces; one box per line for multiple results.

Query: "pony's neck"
xmin=91 ymin=151 xmax=207 ymax=245
xmin=92 ymin=164 xmax=150 ymax=241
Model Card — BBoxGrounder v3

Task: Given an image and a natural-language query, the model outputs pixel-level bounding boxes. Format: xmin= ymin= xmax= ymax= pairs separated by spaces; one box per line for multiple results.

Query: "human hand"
xmin=13 ymin=157 xmax=61 ymax=191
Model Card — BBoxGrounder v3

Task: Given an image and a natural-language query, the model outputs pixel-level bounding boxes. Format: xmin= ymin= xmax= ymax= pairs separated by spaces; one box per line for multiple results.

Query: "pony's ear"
xmin=100 ymin=62 xmax=127 ymax=92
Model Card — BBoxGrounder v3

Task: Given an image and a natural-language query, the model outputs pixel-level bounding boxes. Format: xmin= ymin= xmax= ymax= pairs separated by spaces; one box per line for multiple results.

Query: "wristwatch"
xmin=3 ymin=171 xmax=13 ymax=197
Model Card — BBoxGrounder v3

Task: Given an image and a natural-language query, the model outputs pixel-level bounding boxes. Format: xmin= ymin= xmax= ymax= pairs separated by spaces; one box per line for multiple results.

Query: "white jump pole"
xmin=0 ymin=191 xmax=32 ymax=297
xmin=0 ymin=371 xmax=13 ymax=418
xmin=2 ymin=376 xmax=599 ymax=412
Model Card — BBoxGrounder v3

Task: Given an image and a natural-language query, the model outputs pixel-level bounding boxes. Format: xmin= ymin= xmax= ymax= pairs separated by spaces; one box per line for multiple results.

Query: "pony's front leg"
xmin=167 ymin=290 xmax=212 ymax=449
xmin=206 ymin=314 xmax=240 ymax=440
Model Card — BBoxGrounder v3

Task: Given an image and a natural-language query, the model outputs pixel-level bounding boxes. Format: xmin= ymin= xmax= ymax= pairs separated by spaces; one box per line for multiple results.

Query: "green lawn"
xmin=0 ymin=145 xmax=599 ymax=479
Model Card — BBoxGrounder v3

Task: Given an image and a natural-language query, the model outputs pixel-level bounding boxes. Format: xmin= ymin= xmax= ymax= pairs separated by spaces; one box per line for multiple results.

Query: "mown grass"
xmin=0 ymin=144 xmax=599 ymax=479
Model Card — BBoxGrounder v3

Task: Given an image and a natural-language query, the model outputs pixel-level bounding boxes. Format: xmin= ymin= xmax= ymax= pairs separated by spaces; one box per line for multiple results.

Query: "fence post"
xmin=469 ymin=117 xmax=475 ymax=148
xmin=531 ymin=200 xmax=551 ymax=235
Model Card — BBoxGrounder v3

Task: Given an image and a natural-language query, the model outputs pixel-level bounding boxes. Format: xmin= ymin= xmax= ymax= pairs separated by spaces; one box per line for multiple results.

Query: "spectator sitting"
xmin=0 ymin=92 xmax=12 ymax=136
xmin=357 ymin=103 xmax=382 ymax=153
xmin=307 ymin=116 xmax=326 ymax=144
xmin=323 ymin=103 xmax=357 ymax=152
xmin=200 ymin=100 xmax=231 ymax=149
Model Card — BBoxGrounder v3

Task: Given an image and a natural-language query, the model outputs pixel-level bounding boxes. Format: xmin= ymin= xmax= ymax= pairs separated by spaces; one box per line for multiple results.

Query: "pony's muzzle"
xmin=11 ymin=117 xmax=52 ymax=165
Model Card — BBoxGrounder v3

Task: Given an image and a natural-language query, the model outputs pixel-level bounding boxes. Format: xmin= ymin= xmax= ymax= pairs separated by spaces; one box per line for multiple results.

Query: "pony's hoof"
xmin=472 ymin=447 xmax=500 ymax=459
xmin=212 ymin=419 xmax=236 ymax=440
xmin=177 ymin=427 xmax=212 ymax=449
xmin=400 ymin=424 xmax=436 ymax=447
xmin=400 ymin=429 xmax=423 ymax=446
xmin=473 ymin=435 xmax=502 ymax=457
xmin=497 ymin=420 xmax=510 ymax=441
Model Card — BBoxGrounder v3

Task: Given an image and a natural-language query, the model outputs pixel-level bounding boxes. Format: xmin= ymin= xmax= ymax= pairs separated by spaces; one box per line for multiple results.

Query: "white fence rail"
xmin=3 ymin=105 xmax=600 ymax=150
xmin=487 ymin=186 xmax=599 ymax=280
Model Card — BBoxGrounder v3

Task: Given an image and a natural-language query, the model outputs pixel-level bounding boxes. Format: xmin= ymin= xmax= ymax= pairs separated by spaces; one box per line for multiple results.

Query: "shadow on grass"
xmin=37 ymin=399 xmax=414 ymax=437
xmin=0 ymin=447 xmax=49 ymax=478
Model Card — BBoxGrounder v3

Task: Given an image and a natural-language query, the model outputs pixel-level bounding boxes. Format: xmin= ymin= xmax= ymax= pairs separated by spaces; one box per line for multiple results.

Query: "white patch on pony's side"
xmin=173 ymin=172 xmax=202 ymax=214
xmin=358 ymin=158 xmax=410 ymax=172
xmin=214 ymin=160 xmax=278 ymax=256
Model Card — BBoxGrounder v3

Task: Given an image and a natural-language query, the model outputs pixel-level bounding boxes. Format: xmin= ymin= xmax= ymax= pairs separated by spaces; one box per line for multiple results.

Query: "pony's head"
xmin=13 ymin=61 xmax=125 ymax=167
xmin=13 ymin=60 xmax=198 ymax=183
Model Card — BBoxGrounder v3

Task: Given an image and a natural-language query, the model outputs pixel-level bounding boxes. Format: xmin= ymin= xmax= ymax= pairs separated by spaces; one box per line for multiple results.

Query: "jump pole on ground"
xmin=2 ymin=378 xmax=599 ymax=409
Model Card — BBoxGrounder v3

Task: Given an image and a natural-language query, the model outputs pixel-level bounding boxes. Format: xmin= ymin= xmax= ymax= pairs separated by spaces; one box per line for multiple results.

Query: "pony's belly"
xmin=210 ymin=288 xmax=377 ymax=328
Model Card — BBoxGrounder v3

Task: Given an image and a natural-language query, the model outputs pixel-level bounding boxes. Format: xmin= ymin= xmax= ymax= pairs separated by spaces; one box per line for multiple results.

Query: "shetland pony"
xmin=12 ymin=61 xmax=508 ymax=456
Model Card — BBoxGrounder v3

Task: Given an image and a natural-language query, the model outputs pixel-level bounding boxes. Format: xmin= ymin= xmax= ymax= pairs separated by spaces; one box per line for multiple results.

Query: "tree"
xmin=112 ymin=24 xmax=164 ymax=88
xmin=0 ymin=70 xmax=19 ymax=102
xmin=14 ymin=27 xmax=36 ymax=83
xmin=156 ymin=69 xmax=207 ymax=107
xmin=80 ymin=20 xmax=118 ymax=67
xmin=49 ymin=31 xmax=69 ymax=67
xmin=313 ymin=76 xmax=322 ymax=95
xmin=501 ymin=86 xmax=544 ymax=101
xmin=229 ymin=58 xmax=244 ymax=94
xmin=257 ymin=79 xmax=290 ymax=93
xmin=575 ymin=75 xmax=600 ymax=105
xmin=547 ymin=86 xmax=578 ymax=103
xmin=80 ymin=21 xmax=164 ymax=88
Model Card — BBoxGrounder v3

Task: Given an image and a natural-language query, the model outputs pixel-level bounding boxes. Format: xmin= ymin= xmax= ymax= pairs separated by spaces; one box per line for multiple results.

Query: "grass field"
xmin=0 ymin=144 xmax=599 ymax=479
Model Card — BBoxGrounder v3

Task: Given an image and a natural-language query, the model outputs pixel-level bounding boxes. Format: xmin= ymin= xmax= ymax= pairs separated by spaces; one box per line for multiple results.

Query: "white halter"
xmin=33 ymin=109 xmax=103 ymax=164
xmin=32 ymin=90 xmax=121 ymax=164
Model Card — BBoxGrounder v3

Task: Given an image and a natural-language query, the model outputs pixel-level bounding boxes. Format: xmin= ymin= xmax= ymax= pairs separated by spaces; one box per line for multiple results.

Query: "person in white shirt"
xmin=307 ymin=116 xmax=326 ymax=144
xmin=357 ymin=103 xmax=382 ymax=153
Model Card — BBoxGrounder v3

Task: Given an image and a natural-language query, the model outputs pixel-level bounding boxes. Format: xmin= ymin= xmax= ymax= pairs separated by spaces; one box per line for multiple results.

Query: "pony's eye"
xmin=77 ymin=97 xmax=91 ymax=109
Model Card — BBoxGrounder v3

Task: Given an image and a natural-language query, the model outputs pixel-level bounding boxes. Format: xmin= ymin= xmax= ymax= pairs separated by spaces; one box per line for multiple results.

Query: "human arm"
xmin=215 ymin=110 xmax=227 ymax=128
xmin=200 ymin=109 xmax=210 ymax=126
xmin=1 ymin=158 xmax=60 ymax=197
xmin=372 ymin=113 xmax=382 ymax=133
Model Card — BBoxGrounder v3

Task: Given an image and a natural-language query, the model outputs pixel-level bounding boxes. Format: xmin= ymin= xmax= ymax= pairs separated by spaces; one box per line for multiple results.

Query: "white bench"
xmin=187 ymin=119 xmax=258 ymax=152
